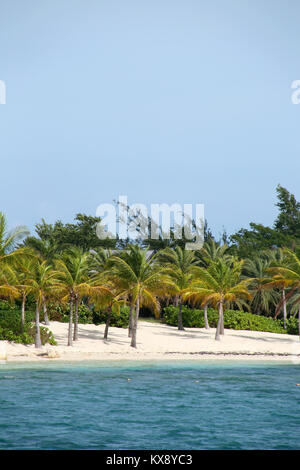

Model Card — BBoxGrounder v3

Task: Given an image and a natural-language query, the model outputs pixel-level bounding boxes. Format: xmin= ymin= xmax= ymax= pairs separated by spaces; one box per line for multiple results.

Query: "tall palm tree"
xmin=90 ymin=282 xmax=124 ymax=341
xmin=102 ymin=299 xmax=122 ymax=341
xmin=88 ymin=247 xmax=115 ymax=319
xmin=0 ymin=212 xmax=31 ymax=312
xmin=26 ymin=259 xmax=59 ymax=348
xmin=10 ymin=255 xmax=38 ymax=330
xmin=157 ymin=246 xmax=198 ymax=330
xmin=54 ymin=247 xmax=91 ymax=346
xmin=13 ymin=250 xmax=53 ymax=326
xmin=264 ymin=248 xmax=291 ymax=328
xmin=88 ymin=256 xmax=128 ymax=341
xmin=194 ymin=240 xmax=231 ymax=328
xmin=266 ymin=248 xmax=300 ymax=334
xmin=107 ymin=245 xmax=169 ymax=348
xmin=184 ymin=258 xmax=252 ymax=340
xmin=243 ymin=256 xmax=279 ymax=317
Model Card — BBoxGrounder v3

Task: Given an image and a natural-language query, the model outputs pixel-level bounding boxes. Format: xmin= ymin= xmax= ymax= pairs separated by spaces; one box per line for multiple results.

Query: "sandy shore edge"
xmin=1 ymin=321 xmax=300 ymax=363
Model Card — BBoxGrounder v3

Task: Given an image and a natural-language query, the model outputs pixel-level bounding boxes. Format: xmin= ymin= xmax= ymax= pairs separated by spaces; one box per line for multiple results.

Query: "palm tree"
xmin=0 ymin=213 xmax=30 ymax=312
xmin=184 ymin=258 xmax=252 ymax=340
xmin=107 ymin=245 xmax=169 ymax=348
xmin=196 ymin=239 xmax=230 ymax=267
xmin=88 ymin=266 xmax=126 ymax=341
xmin=11 ymin=255 xmax=38 ymax=330
xmin=94 ymin=288 xmax=124 ymax=341
xmin=54 ymin=247 xmax=91 ymax=346
xmin=23 ymin=237 xmax=60 ymax=263
xmin=194 ymin=240 xmax=231 ymax=328
xmin=243 ymin=256 xmax=279 ymax=317
xmin=0 ymin=212 xmax=29 ymax=264
xmin=0 ymin=263 xmax=19 ymax=305
xmin=287 ymin=292 xmax=300 ymax=338
xmin=263 ymin=248 xmax=291 ymax=328
xmin=89 ymin=247 xmax=112 ymax=273
xmin=266 ymin=249 xmax=300 ymax=334
xmin=26 ymin=259 xmax=59 ymax=348
xmin=88 ymin=247 xmax=115 ymax=319
xmin=157 ymin=246 xmax=198 ymax=330
xmin=89 ymin=247 xmax=133 ymax=341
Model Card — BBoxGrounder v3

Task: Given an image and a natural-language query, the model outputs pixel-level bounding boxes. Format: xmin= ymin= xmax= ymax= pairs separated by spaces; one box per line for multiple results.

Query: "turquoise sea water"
xmin=0 ymin=360 xmax=300 ymax=450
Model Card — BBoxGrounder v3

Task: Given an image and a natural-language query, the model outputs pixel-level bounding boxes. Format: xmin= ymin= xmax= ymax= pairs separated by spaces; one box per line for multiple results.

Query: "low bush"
xmin=286 ymin=316 xmax=300 ymax=336
xmin=47 ymin=302 xmax=93 ymax=324
xmin=0 ymin=309 xmax=57 ymax=345
xmin=47 ymin=302 xmax=130 ymax=328
xmin=93 ymin=305 xmax=130 ymax=328
xmin=0 ymin=300 xmax=15 ymax=311
xmin=163 ymin=305 xmax=287 ymax=334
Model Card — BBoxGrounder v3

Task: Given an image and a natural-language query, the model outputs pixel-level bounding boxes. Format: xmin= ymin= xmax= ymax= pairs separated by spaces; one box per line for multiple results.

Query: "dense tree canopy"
xmin=23 ymin=213 xmax=116 ymax=253
xmin=229 ymin=185 xmax=300 ymax=258
xmin=1 ymin=188 xmax=300 ymax=350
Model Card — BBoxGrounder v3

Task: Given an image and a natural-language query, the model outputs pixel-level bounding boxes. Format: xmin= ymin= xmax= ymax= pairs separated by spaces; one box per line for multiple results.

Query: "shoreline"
xmin=1 ymin=320 xmax=300 ymax=364
xmin=2 ymin=354 xmax=299 ymax=364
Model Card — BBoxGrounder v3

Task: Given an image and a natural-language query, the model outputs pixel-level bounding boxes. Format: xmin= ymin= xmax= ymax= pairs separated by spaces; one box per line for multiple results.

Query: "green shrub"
xmin=30 ymin=325 xmax=57 ymax=345
xmin=0 ymin=309 xmax=34 ymax=328
xmin=48 ymin=302 xmax=130 ymax=329
xmin=0 ymin=300 xmax=15 ymax=311
xmin=163 ymin=306 xmax=218 ymax=328
xmin=163 ymin=305 xmax=287 ymax=334
xmin=286 ymin=317 xmax=299 ymax=335
xmin=47 ymin=302 xmax=93 ymax=324
xmin=46 ymin=302 xmax=66 ymax=322
xmin=0 ymin=309 xmax=57 ymax=345
xmin=93 ymin=305 xmax=129 ymax=328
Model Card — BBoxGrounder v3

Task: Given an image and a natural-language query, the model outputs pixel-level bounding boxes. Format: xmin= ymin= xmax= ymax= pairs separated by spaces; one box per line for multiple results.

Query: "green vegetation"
xmin=105 ymin=246 xmax=170 ymax=347
xmin=47 ymin=302 xmax=94 ymax=324
xmin=157 ymin=246 xmax=199 ymax=331
xmin=0 ymin=185 xmax=300 ymax=350
xmin=93 ymin=306 xmax=130 ymax=329
xmin=47 ymin=302 xmax=130 ymax=328
xmin=24 ymin=213 xmax=116 ymax=254
xmin=0 ymin=302 xmax=56 ymax=345
xmin=163 ymin=305 xmax=286 ymax=334
xmin=229 ymin=185 xmax=300 ymax=258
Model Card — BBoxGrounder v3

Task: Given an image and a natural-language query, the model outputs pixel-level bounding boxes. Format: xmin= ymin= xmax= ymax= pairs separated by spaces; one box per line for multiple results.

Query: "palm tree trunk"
xmin=178 ymin=298 xmax=185 ymax=331
xmin=21 ymin=292 xmax=26 ymax=332
xmin=131 ymin=296 xmax=140 ymax=348
xmin=128 ymin=304 xmax=134 ymax=337
xmin=68 ymin=295 xmax=74 ymax=347
xmin=220 ymin=309 xmax=225 ymax=335
xmin=282 ymin=289 xmax=287 ymax=329
xmin=174 ymin=295 xmax=179 ymax=307
xmin=35 ymin=301 xmax=42 ymax=348
xmin=104 ymin=306 xmax=112 ymax=340
xmin=73 ymin=295 xmax=79 ymax=341
xmin=203 ymin=303 xmax=210 ymax=329
xmin=42 ymin=296 xmax=50 ymax=325
xmin=215 ymin=297 xmax=223 ymax=341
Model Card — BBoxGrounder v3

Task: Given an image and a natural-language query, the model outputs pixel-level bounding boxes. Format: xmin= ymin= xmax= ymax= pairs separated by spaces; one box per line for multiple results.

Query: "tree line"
xmin=0 ymin=185 xmax=299 ymax=348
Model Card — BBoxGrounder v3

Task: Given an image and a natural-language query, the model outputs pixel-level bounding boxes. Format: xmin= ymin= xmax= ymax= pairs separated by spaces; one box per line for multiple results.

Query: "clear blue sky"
xmin=1 ymin=0 xmax=299 ymax=239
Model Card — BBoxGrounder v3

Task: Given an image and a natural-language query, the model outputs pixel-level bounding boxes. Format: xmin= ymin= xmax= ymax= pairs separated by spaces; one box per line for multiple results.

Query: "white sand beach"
xmin=1 ymin=321 xmax=300 ymax=363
